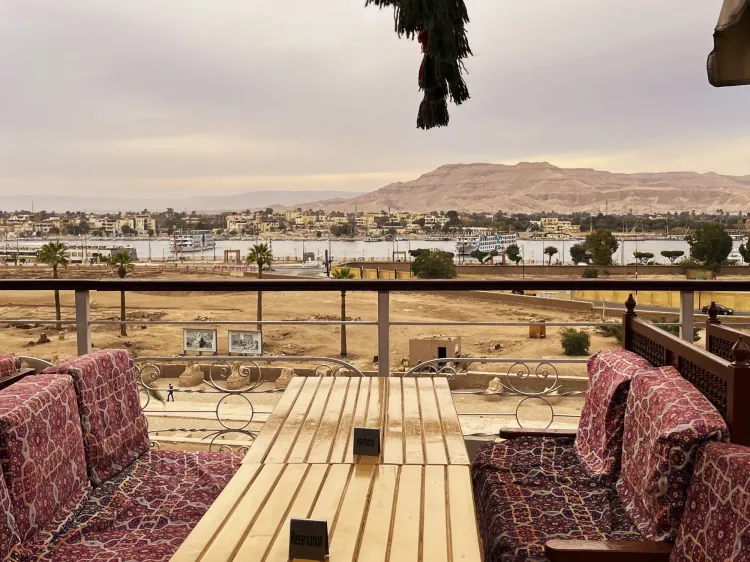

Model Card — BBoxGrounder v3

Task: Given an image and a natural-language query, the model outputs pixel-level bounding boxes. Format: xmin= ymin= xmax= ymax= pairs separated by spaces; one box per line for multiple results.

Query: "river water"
xmin=15 ymin=237 xmax=743 ymax=265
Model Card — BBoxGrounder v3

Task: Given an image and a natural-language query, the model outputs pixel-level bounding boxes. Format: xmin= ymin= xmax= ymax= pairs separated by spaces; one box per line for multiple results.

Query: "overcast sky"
xmin=0 ymin=0 xmax=746 ymax=199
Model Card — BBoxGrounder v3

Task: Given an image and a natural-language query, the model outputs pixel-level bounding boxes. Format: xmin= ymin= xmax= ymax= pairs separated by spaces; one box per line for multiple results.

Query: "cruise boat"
xmin=455 ymin=232 xmax=518 ymax=255
xmin=172 ymin=231 xmax=216 ymax=254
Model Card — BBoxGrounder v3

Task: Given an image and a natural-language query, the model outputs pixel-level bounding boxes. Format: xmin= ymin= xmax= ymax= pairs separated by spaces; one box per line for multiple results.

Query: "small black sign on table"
xmin=289 ymin=518 xmax=328 ymax=561
xmin=352 ymin=427 xmax=381 ymax=457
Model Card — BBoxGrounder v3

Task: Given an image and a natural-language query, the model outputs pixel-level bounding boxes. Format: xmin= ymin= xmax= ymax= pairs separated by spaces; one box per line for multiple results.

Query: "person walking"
xmin=167 ymin=383 xmax=175 ymax=402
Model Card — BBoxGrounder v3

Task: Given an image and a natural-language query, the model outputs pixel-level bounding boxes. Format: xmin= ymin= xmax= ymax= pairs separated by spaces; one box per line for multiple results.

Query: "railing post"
xmin=75 ymin=289 xmax=91 ymax=356
xmin=679 ymin=290 xmax=695 ymax=342
xmin=378 ymin=291 xmax=390 ymax=377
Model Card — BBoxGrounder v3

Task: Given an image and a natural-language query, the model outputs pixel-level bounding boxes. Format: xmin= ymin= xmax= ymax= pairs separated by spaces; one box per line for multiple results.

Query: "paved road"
xmin=592 ymin=299 xmax=750 ymax=317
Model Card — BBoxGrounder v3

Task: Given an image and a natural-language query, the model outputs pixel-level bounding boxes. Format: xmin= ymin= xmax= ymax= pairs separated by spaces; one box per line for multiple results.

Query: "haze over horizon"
xmin=1 ymin=0 xmax=747 ymax=199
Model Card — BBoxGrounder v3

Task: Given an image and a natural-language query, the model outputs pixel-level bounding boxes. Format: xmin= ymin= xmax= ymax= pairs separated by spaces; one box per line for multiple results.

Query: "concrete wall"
xmin=427 ymin=290 xmax=594 ymax=313
xmin=577 ymin=289 xmax=750 ymax=311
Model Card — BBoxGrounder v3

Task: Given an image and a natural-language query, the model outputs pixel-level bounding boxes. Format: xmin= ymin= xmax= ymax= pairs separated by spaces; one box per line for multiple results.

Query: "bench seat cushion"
xmin=44 ymin=350 xmax=149 ymax=486
xmin=0 ymin=355 xmax=21 ymax=377
xmin=472 ymin=437 xmax=643 ymax=562
xmin=671 ymin=442 xmax=750 ymax=562
xmin=14 ymin=449 xmax=242 ymax=562
xmin=575 ymin=349 xmax=652 ymax=480
xmin=0 ymin=467 xmax=20 ymax=561
xmin=0 ymin=375 xmax=88 ymax=542
xmin=616 ymin=367 xmax=729 ymax=541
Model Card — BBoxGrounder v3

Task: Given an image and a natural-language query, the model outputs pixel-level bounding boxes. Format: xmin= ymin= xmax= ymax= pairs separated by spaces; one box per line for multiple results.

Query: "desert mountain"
xmin=297 ymin=162 xmax=750 ymax=214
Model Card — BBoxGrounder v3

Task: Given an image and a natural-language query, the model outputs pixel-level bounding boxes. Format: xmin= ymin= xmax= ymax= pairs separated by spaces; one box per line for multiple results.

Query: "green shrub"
xmin=582 ymin=268 xmax=599 ymax=278
xmin=595 ymin=323 xmax=623 ymax=343
xmin=653 ymin=316 xmax=700 ymax=343
xmin=560 ymin=328 xmax=591 ymax=356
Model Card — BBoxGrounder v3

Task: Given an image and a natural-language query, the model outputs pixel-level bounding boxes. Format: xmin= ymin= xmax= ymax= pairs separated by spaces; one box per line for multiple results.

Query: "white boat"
xmin=426 ymin=235 xmax=451 ymax=241
xmin=729 ymin=249 xmax=744 ymax=263
xmin=172 ymin=231 xmax=216 ymax=254
xmin=455 ymin=233 xmax=518 ymax=255
xmin=364 ymin=236 xmax=383 ymax=242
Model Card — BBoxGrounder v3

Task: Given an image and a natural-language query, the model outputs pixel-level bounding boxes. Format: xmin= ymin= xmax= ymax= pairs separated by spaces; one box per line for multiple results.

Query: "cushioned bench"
xmin=472 ymin=349 xmax=730 ymax=562
xmin=0 ymin=349 xmax=241 ymax=562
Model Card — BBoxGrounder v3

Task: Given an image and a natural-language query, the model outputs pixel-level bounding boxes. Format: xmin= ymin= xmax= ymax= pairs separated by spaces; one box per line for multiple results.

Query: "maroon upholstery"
xmin=472 ymin=437 xmax=643 ymax=562
xmin=575 ymin=349 xmax=652 ymax=480
xmin=44 ymin=350 xmax=149 ymax=486
xmin=0 ymin=375 xmax=89 ymax=542
xmin=0 ymin=355 xmax=21 ymax=377
xmin=616 ymin=367 xmax=729 ymax=541
xmin=0 ymin=465 xmax=20 ymax=560
xmin=16 ymin=449 xmax=242 ymax=562
xmin=671 ymin=442 xmax=750 ymax=562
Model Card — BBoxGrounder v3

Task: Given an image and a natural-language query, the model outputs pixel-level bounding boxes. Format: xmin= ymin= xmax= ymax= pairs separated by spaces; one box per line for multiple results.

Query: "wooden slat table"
xmin=171 ymin=462 xmax=482 ymax=562
xmin=243 ymin=376 xmax=470 ymax=465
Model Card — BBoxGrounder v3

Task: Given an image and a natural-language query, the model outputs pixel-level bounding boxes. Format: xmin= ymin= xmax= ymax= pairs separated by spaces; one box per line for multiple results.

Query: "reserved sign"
xmin=289 ymin=518 xmax=328 ymax=561
xmin=353 ymin=427 xmax=381 ymax=456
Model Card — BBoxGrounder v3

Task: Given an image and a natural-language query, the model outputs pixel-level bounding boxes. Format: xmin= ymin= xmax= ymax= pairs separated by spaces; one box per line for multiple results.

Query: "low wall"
xmin=578 ymin=289 xmax=750 ymax=311
xmin=423 ymin=290 xmax=594 ymax=313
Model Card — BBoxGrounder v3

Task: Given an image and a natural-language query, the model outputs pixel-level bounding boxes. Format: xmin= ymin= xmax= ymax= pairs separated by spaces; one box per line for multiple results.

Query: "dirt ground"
xmin=0 ymin=271 xmax=630 ymax=378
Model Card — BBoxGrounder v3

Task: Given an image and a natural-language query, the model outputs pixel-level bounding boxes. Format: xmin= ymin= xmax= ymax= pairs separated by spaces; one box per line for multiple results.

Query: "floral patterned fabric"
xmin=44 ymin=350 xmax=149 ymax=486
xmin=671 ymin=442 xmax=750 ymax=562
xmin=0 ymin=467 xmax=20 ymax=561
xmin=472 ymin=437 xmax=643 ymax=562
xmin=0 ymin=354 xmax=21 ymax=377
xmin=0 ymin=375 xmax=89 ymax=542
xmin=575 ymin=349 xmax=652 ymax=480
xmin=15 ymin=449 xmax=242 ymax=562
xmin=616 ymin=367 xmax=729 ymax=541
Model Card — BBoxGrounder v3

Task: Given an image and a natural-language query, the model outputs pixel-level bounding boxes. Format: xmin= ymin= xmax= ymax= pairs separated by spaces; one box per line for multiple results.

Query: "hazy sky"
xmin=0 ymin=0 xmax=746 ymax=198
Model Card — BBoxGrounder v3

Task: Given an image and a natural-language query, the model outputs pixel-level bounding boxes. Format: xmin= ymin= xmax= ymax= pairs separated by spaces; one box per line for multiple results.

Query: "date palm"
xmin=37 ymin=241 xmax=69 ymax=330
xmin=246 ymin=244 xmax=273 ymax=331
xmin=332 ymin=267 xmax=355 ymax=356
xmin=108 ymin=251 xmax=135 ymax=336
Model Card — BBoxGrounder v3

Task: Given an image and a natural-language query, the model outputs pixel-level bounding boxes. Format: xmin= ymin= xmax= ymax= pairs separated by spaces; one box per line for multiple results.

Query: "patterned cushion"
xmin=16 ymin=449 xmax=242 ymax=562
xmin=472 ymin=437 xmax=643 ymax=562
xmin=670 ymin=442 xmax=750 ymax=562
xmin=44 ymin=350 xmax=149 ymax=486
xmin=0 ymin=355 xmax=21 ymax=377
xmin=616 ymin=367 xmax=729 ymax=541
xmin=0 ymin=375 xmax=89 ymax=541
xmin=0 ymin=466 xmax=20 ymax=560
xmin=575 ymin=349 xmax=653 ymax=479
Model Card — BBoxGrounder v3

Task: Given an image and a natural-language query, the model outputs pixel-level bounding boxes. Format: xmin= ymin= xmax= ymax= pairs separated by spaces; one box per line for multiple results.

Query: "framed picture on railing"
xmin=228 ymin=330 xmax=262 ymax=355
xmin=183 ymin=328 xmax=218 ymax=353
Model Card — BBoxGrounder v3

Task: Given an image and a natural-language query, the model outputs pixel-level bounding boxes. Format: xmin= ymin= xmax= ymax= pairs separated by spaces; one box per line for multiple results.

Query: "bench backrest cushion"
xmin=616 ymin=367 xmax=729 ymax=540
xmin=44 ymin=350 xmax=149 ymax=486
xmin=0 ymin=470 xmax=19 ymax=560
xmin=0 ymin=374 xmax=88 ymax=541
xmin=670 ymin=442 xmax=750 ymax=562
xmin=0 ymin=355 xmax=20 ymax=377
xmin=575 ymin=349 xmax=652 ymax=480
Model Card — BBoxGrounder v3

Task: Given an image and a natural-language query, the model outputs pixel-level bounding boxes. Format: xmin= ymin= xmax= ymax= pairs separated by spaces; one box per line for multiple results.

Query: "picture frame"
xmin=183 ymin=328 xmax=218 ymax=353
xmin=228 ymin=330 xmax=262 ymax=355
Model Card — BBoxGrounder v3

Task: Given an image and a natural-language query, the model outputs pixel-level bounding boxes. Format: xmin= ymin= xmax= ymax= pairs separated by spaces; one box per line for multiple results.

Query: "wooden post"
xmin=707 ymin=302 xmax=721 ymax=325
xmin=729 ymin=337 xmax=750 ymax=446
xmin=623 ymin=294 xmax=637 ymax=351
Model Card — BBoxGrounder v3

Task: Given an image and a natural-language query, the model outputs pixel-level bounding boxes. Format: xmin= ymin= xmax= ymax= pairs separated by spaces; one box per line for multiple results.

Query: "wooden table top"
xmin=243 ymin=376 xmax=470 ymax=466
xmin=171 ymin=462 xmax=482 ymax=562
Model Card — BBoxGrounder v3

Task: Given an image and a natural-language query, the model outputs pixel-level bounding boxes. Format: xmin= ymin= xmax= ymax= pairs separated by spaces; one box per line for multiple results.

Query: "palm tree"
xmin=108 ymin=251 xmax=135 ymax=336
xmin=246 ymin=244 xmax=274 ymax=331
xmin=37 ymin=242 xmax=69 ymax=330
xmin=332 ymin=267 xmax=355 ymax=356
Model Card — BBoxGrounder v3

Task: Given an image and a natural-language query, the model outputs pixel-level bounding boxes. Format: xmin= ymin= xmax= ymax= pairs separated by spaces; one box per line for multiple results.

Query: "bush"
xmin=412 ymin=250 xmax=456 ymax=279
xmin=582 ymin=268 xmax=599 ymax=278
xmin=560 ymin=328 xmax=591 ymax=356
xmin=595 ymin=323 xmax=623 ymax=343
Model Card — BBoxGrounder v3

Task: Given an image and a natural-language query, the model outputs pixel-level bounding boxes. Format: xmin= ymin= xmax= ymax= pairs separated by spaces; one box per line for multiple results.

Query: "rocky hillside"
xmin=302 ymin=162 xmax=750 ymax=213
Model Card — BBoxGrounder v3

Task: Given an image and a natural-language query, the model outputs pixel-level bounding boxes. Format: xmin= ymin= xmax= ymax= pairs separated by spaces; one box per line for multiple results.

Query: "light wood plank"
xmin=345 ymin=377 xmax=371 ymax=464
xmin=330 ymin=378 xmax=361 ymax=463
xmin=242 ymin=377 xmax=305 ymax=464
xmin=170 ymin=463 xmax=263 ymax=562
xmin=359 ymin=377 xmax=385 ymax=465
xmin=329 ymin=464 xmax=376 ymax=562
xmin=357 ymin=465 xmax=398 ymax=562
xmin=199 ymin=464 xmax=285 ymax=562
xmin=383 ymin=378 xmax=404 ymax=464
xmin=422 ymin=466 xmax=449 ymax=562
xmin=264 ymin=377 xmax=322 ymax=463
xmin=433 ymin=378 xmax=470 ymax=465
xmin=388 ymin=465 xmax=422 ymax=562
xmin=235 ymin=464 xmax=309 ymax=561
xmin=401 ymin=378 xmax=425 ymax=465
xmin=309 ymin=464 xmax=352 ymax=534
xmin=261 ymin=464 xmax=330 ymax=562
xmin=307 ymin=378 xmax=350 ymax=463
xmin=287 ymin=377 xmax=335 ymax=463
xmin=417 ymin=378 xmax=449 ymax=465
xmin=447 ymin=466 xmax=482 ymax=562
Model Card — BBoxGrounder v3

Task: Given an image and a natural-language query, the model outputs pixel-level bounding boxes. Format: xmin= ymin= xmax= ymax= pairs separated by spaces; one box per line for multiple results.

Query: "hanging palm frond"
xmin=365 ymin=0 xmax=472 ymax=129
